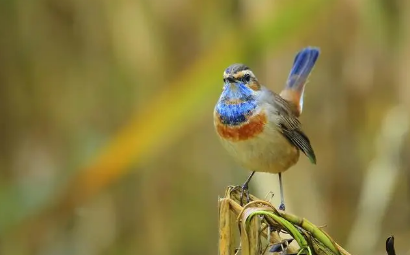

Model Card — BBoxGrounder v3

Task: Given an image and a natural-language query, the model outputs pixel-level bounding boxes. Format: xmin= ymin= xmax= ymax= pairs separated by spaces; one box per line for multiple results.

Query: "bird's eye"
xmin=242 ymin=74 xmax=251 ymax=83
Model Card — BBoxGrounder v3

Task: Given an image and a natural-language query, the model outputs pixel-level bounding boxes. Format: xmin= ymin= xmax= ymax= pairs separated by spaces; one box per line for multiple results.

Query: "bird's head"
xmin=215 ymin=64 xmax=263 ymax=126
xmin=220 ymin=64 xmax=261 ymax=103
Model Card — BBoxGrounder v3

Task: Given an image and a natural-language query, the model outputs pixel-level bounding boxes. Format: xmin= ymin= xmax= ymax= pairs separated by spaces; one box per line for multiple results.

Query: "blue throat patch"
xmin=216 ymin=83 xmax=257 ymax=126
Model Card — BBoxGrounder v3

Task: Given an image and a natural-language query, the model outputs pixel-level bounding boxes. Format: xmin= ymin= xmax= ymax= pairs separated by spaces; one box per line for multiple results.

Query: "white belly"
xmin=219 ymin=125 xmax=299 ymax=174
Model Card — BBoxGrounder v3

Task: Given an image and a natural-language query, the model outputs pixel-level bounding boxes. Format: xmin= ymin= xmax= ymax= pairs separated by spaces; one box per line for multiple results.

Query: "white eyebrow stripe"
xmin=241 ymin=70 xmax=255 ymax=77
xmin=223 ymin=68 xmax=256 ymax=80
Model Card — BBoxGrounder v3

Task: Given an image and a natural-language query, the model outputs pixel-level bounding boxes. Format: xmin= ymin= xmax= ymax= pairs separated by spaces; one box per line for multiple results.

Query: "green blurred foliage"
xmin=0 ymin=0 xmax=409 ymax=254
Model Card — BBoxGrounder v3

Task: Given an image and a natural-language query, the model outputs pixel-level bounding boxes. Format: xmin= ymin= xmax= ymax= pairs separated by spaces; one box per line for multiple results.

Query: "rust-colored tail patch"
xmin=279 ymin=89 xmax=303 ymax=117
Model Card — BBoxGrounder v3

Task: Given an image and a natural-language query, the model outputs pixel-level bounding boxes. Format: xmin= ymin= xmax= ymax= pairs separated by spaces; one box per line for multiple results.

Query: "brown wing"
xmin=271 ymin=93 xmax=317 ymax=164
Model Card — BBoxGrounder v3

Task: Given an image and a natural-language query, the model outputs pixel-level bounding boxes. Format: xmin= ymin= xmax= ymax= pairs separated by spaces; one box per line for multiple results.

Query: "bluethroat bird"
xmin=214 ymin=47 xmax=319 ymax=210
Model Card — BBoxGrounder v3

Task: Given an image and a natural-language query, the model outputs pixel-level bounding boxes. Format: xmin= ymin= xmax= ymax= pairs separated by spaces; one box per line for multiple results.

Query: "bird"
xmin=213 ymin=47 xmax=319 ymax=210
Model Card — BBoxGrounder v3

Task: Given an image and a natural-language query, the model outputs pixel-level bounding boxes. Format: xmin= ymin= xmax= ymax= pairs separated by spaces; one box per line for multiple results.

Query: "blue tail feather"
xmin=286 ymin=47 xmax=320 ymax=89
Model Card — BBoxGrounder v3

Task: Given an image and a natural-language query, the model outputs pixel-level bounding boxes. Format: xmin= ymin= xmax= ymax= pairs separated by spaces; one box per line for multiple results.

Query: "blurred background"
xmin=1 ymin=0 xmax=409 ymax=254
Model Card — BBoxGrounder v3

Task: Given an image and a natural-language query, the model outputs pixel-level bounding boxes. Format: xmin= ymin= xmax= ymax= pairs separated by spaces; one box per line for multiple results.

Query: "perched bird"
xmin=213 ymin=47 xmax=319 ymax=210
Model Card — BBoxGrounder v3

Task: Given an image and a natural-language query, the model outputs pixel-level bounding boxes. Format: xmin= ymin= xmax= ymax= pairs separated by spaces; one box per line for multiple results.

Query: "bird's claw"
xmin=239 ymin=183 xmax=250 ymax=206
xmin=269 ymin=238 xmax=294 ymax=253
xmin=279 ymin=203 xmax=286 ymax=211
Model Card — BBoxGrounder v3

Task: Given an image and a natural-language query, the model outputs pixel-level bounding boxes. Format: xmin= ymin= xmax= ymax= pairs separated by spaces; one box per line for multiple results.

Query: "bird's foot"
xmin=269 ymin=238 xmax=294 ymax=253
xmin=279 ymin=203 xmax=286 ymax=211
xmin=235 ymin=171 xmax=255 ymax=206
xmin=239 ymin=182 xmax=250 ymax=206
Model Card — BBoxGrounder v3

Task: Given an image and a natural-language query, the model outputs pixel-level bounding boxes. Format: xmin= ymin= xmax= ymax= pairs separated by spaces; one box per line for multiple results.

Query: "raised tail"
xmin=280 ymin=47 xmax=320 ymax=117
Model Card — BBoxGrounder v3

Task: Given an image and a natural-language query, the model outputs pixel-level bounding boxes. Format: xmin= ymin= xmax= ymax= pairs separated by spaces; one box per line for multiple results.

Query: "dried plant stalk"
xmin=218 ymin=186 xmax=352 ymax=255
xmin=219 ymin=198 xmax=236 ymax=255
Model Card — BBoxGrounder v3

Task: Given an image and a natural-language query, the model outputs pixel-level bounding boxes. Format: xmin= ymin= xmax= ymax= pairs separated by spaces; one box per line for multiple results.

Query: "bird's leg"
xmin=240 ymin=171 xmax=255 ymax=206
xmin=278 ymin=173 xmax=286 ymax=210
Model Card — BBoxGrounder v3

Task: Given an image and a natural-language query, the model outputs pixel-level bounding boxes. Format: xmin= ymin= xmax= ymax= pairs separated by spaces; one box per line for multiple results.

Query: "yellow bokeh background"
xmin=1 ymin=0 xmax=409 ymax=254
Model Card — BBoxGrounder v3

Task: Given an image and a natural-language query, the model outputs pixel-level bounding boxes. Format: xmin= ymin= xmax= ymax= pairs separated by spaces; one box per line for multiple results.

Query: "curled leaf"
xmin=386 ymin=236 xmax=396 ymax=255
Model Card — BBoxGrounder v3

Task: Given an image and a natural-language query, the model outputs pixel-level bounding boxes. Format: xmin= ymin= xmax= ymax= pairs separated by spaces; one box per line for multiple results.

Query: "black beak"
xmin=225 ymin=76 xmax=235 ymax=83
